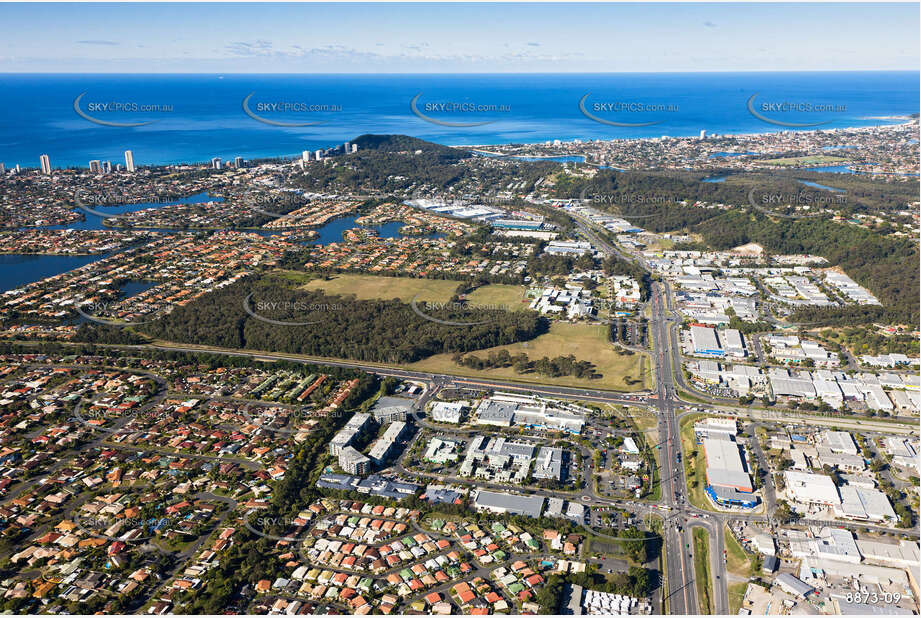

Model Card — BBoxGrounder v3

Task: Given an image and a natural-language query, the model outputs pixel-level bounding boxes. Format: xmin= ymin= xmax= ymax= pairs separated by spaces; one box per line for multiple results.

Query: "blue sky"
xmin=2 ymin=3 xmax=918 ymax=73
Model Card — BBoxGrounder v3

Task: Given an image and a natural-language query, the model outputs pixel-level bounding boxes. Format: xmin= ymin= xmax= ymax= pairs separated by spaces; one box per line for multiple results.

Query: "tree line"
xmin=140 ymin=275 xmax=548 ymax=364
xmin=454 ymin=349 xmax=600 ymax=379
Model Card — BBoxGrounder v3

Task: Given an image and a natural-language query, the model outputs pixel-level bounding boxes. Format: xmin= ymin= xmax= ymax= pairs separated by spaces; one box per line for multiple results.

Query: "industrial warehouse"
xmin=472 ymin=489 xmax=546 ymax=519
xmin=696 ymin=419 xmax=758 ymax=509
xmin=687 ymin=324 xmax=747 ymax=359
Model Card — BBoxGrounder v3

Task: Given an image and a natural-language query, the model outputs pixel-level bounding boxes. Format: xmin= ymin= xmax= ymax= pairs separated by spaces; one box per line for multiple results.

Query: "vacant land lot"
xmin=632 ymin=408 xmax=659 ymax=440
xmin=758 ymin=155 xmax=847 ymax=167
xmin=296 ymin=274 xmax=532 ymax=313
xmin=464 ymin=284 xmax=531 ymax=312
xmin=679 ymin=413 xmax=713 ymax=511
xmin=725 ymin=527 xmax=754 ymax=614
xmin=729 ymin=582 xmax=748 ymax=615
xmin=724 ymin=526 xmax=753 ymax=577
xmin=298 ymin=273 xmax=460 ymax=303
xmin=410 ymin=322 xmax=650 ymax=391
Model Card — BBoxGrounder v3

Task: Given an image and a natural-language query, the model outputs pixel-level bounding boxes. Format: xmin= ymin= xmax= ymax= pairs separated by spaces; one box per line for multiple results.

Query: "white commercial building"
xmin=430 ymin=401 xmax=465 ymax=424
xmin=532 ymin=447 xmax=566 ymax=481
xmin=690 ymin=325 xmax=723 ymax=357
xmin=694 ymin=417 xmax=737 ymax=439
xmin=884 ymin=438 xmax=920 ymax=472
xmin=424 ymin=438 xmax=461 ymax=465
xmin=836 ymin=485 xmax=898 ymax=524
xmin=703 ymin=436 xmax=756 ymax=507
xmin=472 ymin=490 xmax=544 ymax=518
xmin=784 ymin=471 xmax=840 ymax=506
xmin=856 ymin=539 xmax=921 ymax=569
xmin=789 ymin=527 xmax=861 ymax=564
xmin=543 ymin=240 xmax=593 ymax=255
xmin=751 ymin=533 xmax=776 ymax=557
xmin=819 ymin=430 xmax=858 ymax=456
xmin=721 ymin=328 xmax=746 ymax=358
xmin=474 ymin=395 xmax=585 ymax=434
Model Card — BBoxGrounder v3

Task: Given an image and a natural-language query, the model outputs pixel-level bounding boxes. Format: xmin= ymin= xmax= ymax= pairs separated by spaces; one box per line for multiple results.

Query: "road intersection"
xmin=44 ymin=207 xmax=915 ymax=615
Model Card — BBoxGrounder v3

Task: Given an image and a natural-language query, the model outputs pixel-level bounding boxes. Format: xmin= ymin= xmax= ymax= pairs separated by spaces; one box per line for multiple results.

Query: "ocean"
xmin=0 ymin=72 xmax=918 ymax=169
xmin=1 ymin=71 xmax=917 ymax=294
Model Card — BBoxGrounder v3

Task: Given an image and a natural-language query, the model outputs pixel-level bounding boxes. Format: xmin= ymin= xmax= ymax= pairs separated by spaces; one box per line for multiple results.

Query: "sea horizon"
xmin=1 ymin=71 xmax=918 ymax=169
xmin=2 ymin=70 xmax=918 ymax=75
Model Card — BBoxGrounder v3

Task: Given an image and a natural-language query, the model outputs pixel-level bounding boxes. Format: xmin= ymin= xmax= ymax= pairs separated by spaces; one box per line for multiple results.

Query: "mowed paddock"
xmin=298 ymin=273 xmax=459 ymax=303
xmin=293 ymin=274 xmax=648 ymax=391
xmin=300 ymin=274 xmax=532 ymax=310
xmin=411 ymin=322 xmax=650 ymax=392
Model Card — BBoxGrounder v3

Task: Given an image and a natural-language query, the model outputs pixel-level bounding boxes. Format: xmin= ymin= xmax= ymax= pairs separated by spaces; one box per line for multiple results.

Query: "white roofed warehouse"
xmin=472 ymin=489 xmax=545 ymax=518
xmin=702 ymin=435 xmax=757 ymax=508
xmin=784 ymin=471 xmax=840 ymax=506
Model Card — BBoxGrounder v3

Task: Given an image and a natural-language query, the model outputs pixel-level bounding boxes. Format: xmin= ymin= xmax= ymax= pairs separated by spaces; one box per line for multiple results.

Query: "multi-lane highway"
xmin=650 ymin=280 xmax=724 ymax=615
xmin=39 ymin=205 xmax=914 ymax=615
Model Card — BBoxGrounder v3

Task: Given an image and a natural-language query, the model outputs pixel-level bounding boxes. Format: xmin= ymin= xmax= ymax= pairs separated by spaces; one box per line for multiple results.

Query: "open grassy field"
xmin=296 ymin=273 xmax=460 ymax=303
xmin=729 ymin=582 xmax=748 ymax=615
xmin=293 ymin=273 xmax=532 ymax=312
xmin=638 ymin=235 xmax=676 ymax=253
xmin=584 ymin=536 xmax=623 ymax=558
xmin=724 ymin=525 xmax=753 ymax=576
xmin=758 ymin=155 xmax=847 ymax=167
xmin=679 ymin=413 xmax=714 ymax=511
xmin=724 ymin=527 xmax=754 ymax=614
xmin=692 ymin=527 xmax=713 ymax=615
xmin=409 ymin=322 xmax=650 ymax=391
xmin=632 ymin=409 xmax=659 ymax=439
xmin=464 ymin=284 xmax=531 ymax=311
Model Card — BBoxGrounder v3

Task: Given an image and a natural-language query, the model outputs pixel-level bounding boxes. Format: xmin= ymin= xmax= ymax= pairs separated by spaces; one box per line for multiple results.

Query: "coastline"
xmin=23 ymin=116 xmax=916 ymax=173
xmin=463 ymin=118 xmax=918 ymax=151
xmin=4 ymin=69 xmax=917 ymax=170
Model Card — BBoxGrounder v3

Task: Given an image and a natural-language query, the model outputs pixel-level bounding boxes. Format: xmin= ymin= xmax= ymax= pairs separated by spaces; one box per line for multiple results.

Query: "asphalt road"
xmin=27 ymin=208 xmax=913 ymax=616
xmin=649 ymin=282 xmax=698 ymax=615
